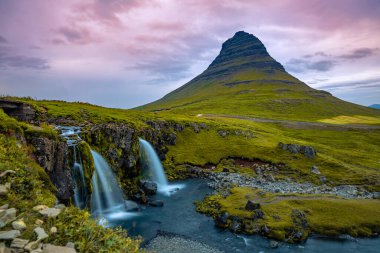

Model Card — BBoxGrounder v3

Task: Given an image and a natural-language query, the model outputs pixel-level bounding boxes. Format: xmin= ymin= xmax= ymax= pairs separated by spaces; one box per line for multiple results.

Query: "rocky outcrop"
xmin=278 ymin=142 xmax=316 ymax=159
xmin=28 ymin=137 xmax=73 ymax=203
xmin=0 ymin=99 xmax=36 ymax=122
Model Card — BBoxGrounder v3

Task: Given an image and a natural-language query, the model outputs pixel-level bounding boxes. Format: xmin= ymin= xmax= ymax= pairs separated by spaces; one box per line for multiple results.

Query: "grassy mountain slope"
xmin=139 ymin=31 xmax=380 ymax=123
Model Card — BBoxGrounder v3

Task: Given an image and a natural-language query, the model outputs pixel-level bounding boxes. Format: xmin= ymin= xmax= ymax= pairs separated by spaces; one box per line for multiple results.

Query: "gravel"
xmin=144 ymin=235 xmax=224 ymax=253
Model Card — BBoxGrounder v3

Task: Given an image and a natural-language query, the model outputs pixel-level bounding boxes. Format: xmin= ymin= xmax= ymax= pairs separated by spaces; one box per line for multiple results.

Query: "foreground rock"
xmin=42 ymin=244 xmax=76 ymax=253
xmin=141 ymin=181 xmax=157 ymax=195
xmin=38 ymin=208 xmax=62 ymax=218
xmin=0 ymin=230 xmax=20 ymax=240
xmin=0 ymin=208 xmax=17 ymax=228
xmin=144 ymin=235 xmax=223 ymax=253
xmin=10 ymin=238 xmax=29 ymax=248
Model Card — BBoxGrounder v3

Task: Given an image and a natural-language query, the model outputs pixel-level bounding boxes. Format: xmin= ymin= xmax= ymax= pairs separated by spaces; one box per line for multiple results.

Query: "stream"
xmin=109 ymin=179 xmax=380 ymax=253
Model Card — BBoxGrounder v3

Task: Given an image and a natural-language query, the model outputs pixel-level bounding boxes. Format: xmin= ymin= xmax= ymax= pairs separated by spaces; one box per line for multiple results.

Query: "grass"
xmin=197 ymin=187 xmax=380 ymax=242
xmin=319 ymin=115 xmax=380 ymax=125
xmin=0 ymin=111 xmax=141 ymax=253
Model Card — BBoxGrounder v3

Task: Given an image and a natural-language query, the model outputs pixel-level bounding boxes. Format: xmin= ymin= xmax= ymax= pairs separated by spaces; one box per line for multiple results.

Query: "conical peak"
xmin=207 ymin=31 xmax=284 ymax=74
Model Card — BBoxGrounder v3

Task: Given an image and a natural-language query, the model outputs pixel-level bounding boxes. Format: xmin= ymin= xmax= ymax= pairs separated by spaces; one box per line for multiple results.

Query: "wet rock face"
xmin=29 ymin=137 xmax=73 ymax=203
xmin=83 ymin=123 xmax=139 ymax=177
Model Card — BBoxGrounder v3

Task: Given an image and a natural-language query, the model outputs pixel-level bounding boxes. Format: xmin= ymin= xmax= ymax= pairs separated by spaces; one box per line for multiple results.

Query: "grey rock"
xmin=11 ymin=219 xmax=26 ymax=231
xmin=34 ymin=227 xmax=48 ymax=241
xmin=38 ymin=208 xmax=61 ymax=218
xmin=65 ymin=242 xmax=75 ymax=249
xmin=269 ymin=240 xmax=279 ymax=248
xmin=42 ymin=244 xmax=76 ymax=253
xmin=0 ymin=208 xmax=17 ymax=228
xmin=230 ymin=216 xmax=241 ymax=232
xmin=215 ymin=212 xmax=229 ymax=228
xmin=245 ymin=200 xmax=260 ymax=211
xmin=254 ymin=210 xmax=264 ymax=220
xmin=24 ymin=240 xmax=42 ymax=252
xmin=311 ymin=165 xmax=320 ymax=175
xmin=148 ymin=200 xmax=164 ymax=207
xmin=218 ymin=130 xmax=228 ymax=137
xmin=141 ymin=181 xmax=157 ymax=195
xmin=0 ymin=204 xmax=9 ymax=210
xmin=0 ymin=242 xmax=11 ymax=253
xmin=124 ymin=200 xmax=140 ymax=212
xmin=11 ymin=238 xmax=29 ymax=249
xmin=54 ymin=204 xmax=66 ymax=210
xmin=0 ymin=230 xmax=20 ymax=240
xmin=0 ymin=184 xmax=10 ymax=196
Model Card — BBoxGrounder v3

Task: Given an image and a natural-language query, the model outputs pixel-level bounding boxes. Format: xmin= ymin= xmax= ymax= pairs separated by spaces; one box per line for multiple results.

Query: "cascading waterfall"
xmin=90 ymin=150 xmax=127 ymax=218
xmin=71 ymin=146 xmax=87 ymax=209
xmin=139 ymin=138 xmax=184 ymax=195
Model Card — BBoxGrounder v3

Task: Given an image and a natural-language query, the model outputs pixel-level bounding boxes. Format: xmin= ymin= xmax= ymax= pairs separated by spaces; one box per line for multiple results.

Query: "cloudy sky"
xmin=0 ymin=0 xmax=379 ymax=108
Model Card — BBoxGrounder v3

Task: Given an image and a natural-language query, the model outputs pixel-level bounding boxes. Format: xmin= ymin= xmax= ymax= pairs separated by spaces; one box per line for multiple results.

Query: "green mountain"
xmin=139 ymin=31 xmax=380 ymax=122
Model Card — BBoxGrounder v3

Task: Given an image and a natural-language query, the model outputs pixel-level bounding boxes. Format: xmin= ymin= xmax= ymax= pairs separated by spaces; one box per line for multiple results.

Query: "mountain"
xmin=369 ymin=104 xmax=380 ymax=109
xmin=139 ymin=31 xmax=380 ymax=121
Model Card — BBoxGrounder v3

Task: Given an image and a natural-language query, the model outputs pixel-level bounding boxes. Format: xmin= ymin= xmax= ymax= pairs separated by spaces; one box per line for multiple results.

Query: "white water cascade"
xmin=71 ymin=146 xmax=87 ymax=209
xmin=90 ymin=150 xmax=127 ymax=219
xmin=139 ymin=138 xmax=184 ymax=195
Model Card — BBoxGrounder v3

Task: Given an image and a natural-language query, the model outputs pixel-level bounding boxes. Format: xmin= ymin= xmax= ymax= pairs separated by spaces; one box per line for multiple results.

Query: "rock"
xmin=49 ymin=227 xmax=57 ymax=235
xmin=42 ymin=244 xmax=76 ymax=253
xmin=0 ymin=184 xmax=10 ymax=196
xmin=35 ymin=220 xmax=44 ymax=226
xmin=34 ymin=227 xmax=48 ymax=241
xmin=230 ymin=216 xmax=241 ymax=232
xmin=278 ymin=143 xmax=316 ymax=158
xmin=245 ymin=200 xmax=260 ymax=211
xmin=222 ymin=168 xmax=230 ymax=172
xmin=10 ymin=238 xmax=29 ymax=249
xmin=148 ymin=200 xmax=164 ymax=207
xmin=0 ymin=242 xmax=11 ymax=253
xmin=65 ymin=242 xmax=75 ymax=249
xmin=218 ymin=130 xmax=228 ymax=137
xmin=320 ymin=176 xmax=327 ymax=184
xmin=24 ymin=241 xmax=42 ymax=252
xmin=0 ymin=230 xmax=21 ymax=240
xmin=253 ymin=210 xmax=264 ymax=220
xmin=0 ymin=208 xmax=17 ymax=228
xmin=311 ymin=165 xmax=320 ymax=175
xmin=215 ymin=212 xmax=229 ymax=228
xmin=261 ymin=225 xmax=270 ymax=234
xmin=0 ymin=205 xmax=9 ymax=210
xmin=0 ymin=170 xmax=16 ymax=178
xmin=33 ymin=205 xmax=48 ymax=212
xmin=269 ymin=240 xmax=279 ymax=249
xmin=141 ymin=181 xmax=157 ymax=195
xmin=124 ymin=200 xmax=140 ymax=212
xmin=38 ymin=208 xmax=61 ymax=218
xmin=54 ymin=204 xmax=66 ymax=210
xmin=291 ymin=209 xmax=308 ymax=229
xmin=11 ymin=219 xmax=26 ymax=231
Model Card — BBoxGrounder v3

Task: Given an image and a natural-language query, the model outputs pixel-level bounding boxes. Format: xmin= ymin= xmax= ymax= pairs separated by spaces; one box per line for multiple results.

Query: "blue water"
xmin=112 ymin=179 xmax=380 ymax=253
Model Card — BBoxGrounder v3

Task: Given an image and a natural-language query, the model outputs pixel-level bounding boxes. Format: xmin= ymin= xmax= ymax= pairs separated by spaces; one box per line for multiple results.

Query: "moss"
xmin=196 ymin=187 xmax=380 ymax=242
xmin=78 ymin=141 xmax=95 ymax=193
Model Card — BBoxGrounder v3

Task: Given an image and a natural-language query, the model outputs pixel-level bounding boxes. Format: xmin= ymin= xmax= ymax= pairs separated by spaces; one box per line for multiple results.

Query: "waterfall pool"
xmin=111 ymin=179 xmax=379 ymax=253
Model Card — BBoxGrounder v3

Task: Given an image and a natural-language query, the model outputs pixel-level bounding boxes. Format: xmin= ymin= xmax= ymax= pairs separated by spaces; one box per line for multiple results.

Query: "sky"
xmin=0 ymin=0 xmax=379 ymax=108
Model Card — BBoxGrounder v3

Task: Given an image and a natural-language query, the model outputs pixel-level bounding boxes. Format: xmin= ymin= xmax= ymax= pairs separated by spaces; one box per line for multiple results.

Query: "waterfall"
xmin=71 ymin=146 xmax=87 ymax=209
xmin=139 ymin=138 xmax=184 ymax=195
xmin=90 ymin=150 xmax=126 ymax=218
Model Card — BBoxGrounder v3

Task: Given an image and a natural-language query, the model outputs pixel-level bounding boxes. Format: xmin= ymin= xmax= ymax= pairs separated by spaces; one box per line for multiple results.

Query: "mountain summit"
xmin=139 ymin=31 xmax=379 ymax=121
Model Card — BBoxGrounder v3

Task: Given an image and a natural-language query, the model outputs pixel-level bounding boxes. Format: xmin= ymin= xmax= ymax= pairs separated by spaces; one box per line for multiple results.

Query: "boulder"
xmin=311 ymin=165 xmax=320 ymax=175
xmin=278 ymin=143 xmax=316 ymax=158
xmin=0 ymin=208 xmax=17 ymax=228
xmin=0 ymin=184 xmax=10 ymax=196
xmin=0 ymin=230 xmax=21 ymax=240
xmin=35 ymin=220 xmax=44 ymax=226
xmin=141 ymin=181 xmax=157 ymax=195
xmin=245 ymin=200 xmax=260 ymax=211
xmin=0 ymin=242 xmax=10 ymax=253
xmin=0 ymin=204 xmax=9 ymax=210
xmin=269 ymin=240 xmax=279 ymax=249
xmin=33 ymin=205 xmax=48 ymax=212
xmin=34 ymin=227 xmax=48 ymax=241
xmin=215 ymin=212 xmax=229 ymax=228
xmin=42 ymin=244 xmax=76 ymax=253
xmin=12 ymin=219 xmax=26 ymax=231
xmin=54 ymin=204 xmax=66 ymax=210
xmin=65 ymin=242 xmax=75 ymax=249
xmin=253 ymin=210 xmax=264 ymax=220
xmin=10 ymin=238 xmax=29 ymax=249
xmin=38 ymin=208 xmax=61 ymax=218
xmin=148 ymin=200 xmax=164 ymax=207
xmin=50 ymin=227 xmax=57 ymax=235
xmin=124 ymin=200 xmax=140 ymax=212
xmin=24 ymin=240 xmax=42 ymax=252
xmin=230 ymin=216 xmax=241 ymax=232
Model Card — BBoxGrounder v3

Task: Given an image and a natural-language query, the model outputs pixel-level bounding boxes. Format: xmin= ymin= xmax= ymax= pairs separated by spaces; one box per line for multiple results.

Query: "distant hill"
xmin=138 ymin=31 xmax=380 ymax=121
xmin=369 ymin=104 xmax=380 ymax=109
